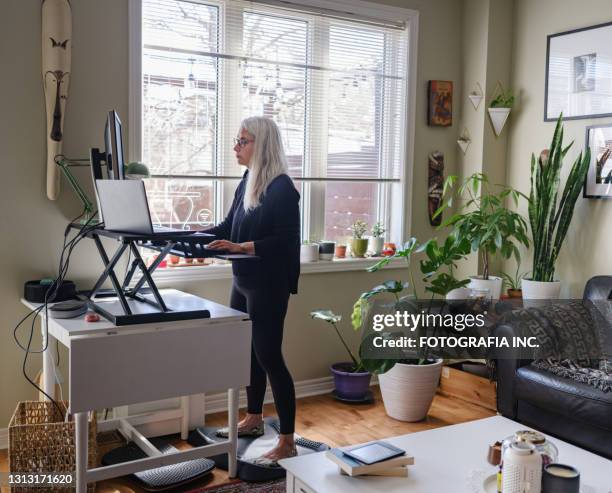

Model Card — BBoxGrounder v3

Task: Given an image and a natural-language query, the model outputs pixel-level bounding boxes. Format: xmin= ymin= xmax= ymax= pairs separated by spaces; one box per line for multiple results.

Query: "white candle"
xmin=546 ymin=465 xmax=579 ymax=478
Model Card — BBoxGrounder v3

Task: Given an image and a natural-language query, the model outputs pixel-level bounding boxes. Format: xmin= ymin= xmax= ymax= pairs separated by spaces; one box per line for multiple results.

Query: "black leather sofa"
xmin=493 ymin=276 xmax=612 ymax=459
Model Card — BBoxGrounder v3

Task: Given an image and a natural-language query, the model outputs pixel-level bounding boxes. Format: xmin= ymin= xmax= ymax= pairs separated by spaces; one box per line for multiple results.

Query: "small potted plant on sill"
xmin=501 ymin=264 xmax=527 ymax=299
xmin=488 ymin=86 xmax=514 ymax=136
xmin=358 ymin=235 xmax=471 ymax=421
xmin=350 ymin=219 xmax=369 ymax=258
xmin=300 ymin=240 xmax=319 ymax=262
xmin=523 ymin=114 xmax=590 ymax=300
xmin=369 ymin=222 xmax=386 ymax=257
xmin=434 ymin=173 xmax=530 ymax=300
xmin=310 ymin=310 xmax=371 ymax=401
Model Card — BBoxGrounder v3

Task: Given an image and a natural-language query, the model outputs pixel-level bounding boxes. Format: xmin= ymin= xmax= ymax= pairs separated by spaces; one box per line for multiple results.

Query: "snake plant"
xmin=528 ymin=114 xmax=590 ymax=282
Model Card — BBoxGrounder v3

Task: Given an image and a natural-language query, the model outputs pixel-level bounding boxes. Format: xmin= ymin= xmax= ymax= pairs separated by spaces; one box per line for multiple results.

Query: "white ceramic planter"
xmin=300 ymin=243 xmax=319 ymax=262
xmin=521 ymin=279 xmax=561 ymax=300
xmin=488 ymin=107 xmax=511 ymax=136
xmin=468 ymin=276 xmax=503 ymax=300
xmin=369 ymin=237 xmax=384 ymax=256
xmin=378 ymin=359 xmax=443 ymax=422
xmin=446 ymin=287 xmax=471 ymax=300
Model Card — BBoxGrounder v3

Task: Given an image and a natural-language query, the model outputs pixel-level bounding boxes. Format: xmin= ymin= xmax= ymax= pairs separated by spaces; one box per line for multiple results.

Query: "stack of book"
xmin=325 ymin=442 xmax=415 ymax=477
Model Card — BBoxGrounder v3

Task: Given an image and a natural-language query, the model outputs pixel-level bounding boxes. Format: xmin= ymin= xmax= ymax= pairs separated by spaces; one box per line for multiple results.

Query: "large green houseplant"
xmin=523 ymin=114 xmax=590 ymax=299
xmin=353 ymin=235 xmax=470 ymax=421
xmin=435 ymin=173 xmax=530 ymax=299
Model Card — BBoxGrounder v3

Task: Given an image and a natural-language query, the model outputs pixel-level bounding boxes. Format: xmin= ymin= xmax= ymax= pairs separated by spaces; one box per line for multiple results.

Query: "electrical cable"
xmin=13 ymin=208 xmax=104 ymax=416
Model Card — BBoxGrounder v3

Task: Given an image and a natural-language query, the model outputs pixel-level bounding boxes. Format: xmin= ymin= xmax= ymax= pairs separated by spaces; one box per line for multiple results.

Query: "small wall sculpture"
xmin=42 ymin=0 xmax=72 ymax=200
xmin=428 ymin=151 xmax=444 ymax=226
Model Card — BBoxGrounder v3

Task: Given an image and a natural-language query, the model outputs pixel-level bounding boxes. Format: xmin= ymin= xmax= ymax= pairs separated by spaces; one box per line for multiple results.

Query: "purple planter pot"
xmin=330 ymin=362 xmax=372 ymax=400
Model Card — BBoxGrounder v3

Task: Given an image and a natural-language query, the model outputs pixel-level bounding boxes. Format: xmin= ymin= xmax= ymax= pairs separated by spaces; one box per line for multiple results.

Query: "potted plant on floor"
xmin=435 ymin=173 xmax=530 ymax=299
xmin=356 ymin=235 xmax=471 ymax=421
xmin=523 ymin=114 xmax=591 ymax=299
xmin=350 ymin=219 xmax=369 ymax=258
xmin=369 ymin=222 xmax=386 ymax=257
xmin=310 ymin=310 xmax=372 ymax=401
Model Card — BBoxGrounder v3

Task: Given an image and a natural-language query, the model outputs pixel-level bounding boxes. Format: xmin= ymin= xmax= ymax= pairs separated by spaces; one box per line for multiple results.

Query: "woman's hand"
xmin=207 ymin=240 xmax=245 ymax=253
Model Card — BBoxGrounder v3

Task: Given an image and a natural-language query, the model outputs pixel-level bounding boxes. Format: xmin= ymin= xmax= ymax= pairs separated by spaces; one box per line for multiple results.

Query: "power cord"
xmin=13 ymin=209 xmax=104 ymax=417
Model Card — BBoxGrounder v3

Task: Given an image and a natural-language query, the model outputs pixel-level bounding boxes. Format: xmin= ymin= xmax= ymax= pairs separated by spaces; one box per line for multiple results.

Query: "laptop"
xmin=95 ymin=179 xmax=196 ymax=235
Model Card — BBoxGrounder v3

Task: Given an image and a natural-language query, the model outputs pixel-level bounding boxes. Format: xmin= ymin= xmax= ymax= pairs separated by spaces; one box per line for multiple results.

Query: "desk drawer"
xmin=294 ymin=477 xmax=316 ymax=493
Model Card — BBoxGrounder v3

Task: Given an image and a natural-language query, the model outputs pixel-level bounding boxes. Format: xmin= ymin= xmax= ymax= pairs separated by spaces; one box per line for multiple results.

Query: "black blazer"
xmin=206 ymin=171 xmax=301 ymax=294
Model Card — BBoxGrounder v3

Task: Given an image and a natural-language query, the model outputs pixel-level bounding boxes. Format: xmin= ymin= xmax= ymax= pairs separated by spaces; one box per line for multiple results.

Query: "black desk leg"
xmin=129 ymin=243 xmax=169 ymax=312
xmin=91 ymin=235 xmax=132 ymax=315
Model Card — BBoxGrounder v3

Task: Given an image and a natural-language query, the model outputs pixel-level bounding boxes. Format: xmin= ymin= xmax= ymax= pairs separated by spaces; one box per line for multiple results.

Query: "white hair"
xmin=240 ymin=116 xmax=289 ymax=211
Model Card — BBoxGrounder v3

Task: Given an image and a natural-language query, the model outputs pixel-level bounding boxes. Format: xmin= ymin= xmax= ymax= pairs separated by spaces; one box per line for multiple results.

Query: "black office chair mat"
xmin=101 ymin=437 xmax=215 ymax=491
xmin=190 ymin=416 xmax=329 ymax=482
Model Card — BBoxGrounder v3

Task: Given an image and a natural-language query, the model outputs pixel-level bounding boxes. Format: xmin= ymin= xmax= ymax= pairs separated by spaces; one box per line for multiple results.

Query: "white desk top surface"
xmin=22 ymin=288 xmax=247 ymax=337
xmin=280 ymin=415 xmax=612 ymax=492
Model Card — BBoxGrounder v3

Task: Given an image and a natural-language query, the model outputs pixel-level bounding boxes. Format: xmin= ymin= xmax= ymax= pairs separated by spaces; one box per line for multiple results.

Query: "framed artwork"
xmin=584 ymin=124 xmax=612 ymax=199
xmin=428 ymin=80 xmax=453 ymax=126
xmin=545 ymin=21 xmax=612 ymax=121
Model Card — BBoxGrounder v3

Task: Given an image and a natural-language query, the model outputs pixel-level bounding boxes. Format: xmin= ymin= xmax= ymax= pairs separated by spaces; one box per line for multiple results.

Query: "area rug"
xmin=185 ymin=479 xmax=285 ymax=493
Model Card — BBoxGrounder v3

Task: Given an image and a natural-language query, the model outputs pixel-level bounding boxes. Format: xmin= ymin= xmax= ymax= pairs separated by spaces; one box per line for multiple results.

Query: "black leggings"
xmin=230 ymin=278 xmax=296 ymax=435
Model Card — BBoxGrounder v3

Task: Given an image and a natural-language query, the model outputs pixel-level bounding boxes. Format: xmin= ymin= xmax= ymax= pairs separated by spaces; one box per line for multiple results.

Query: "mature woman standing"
xmin=206 ymin=116 xmax=300 ymax=464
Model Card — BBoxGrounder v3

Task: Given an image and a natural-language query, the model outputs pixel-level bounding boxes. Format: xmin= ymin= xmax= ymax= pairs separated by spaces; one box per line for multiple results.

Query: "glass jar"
xmin=501 ymin=430 xmax=558 ymax=467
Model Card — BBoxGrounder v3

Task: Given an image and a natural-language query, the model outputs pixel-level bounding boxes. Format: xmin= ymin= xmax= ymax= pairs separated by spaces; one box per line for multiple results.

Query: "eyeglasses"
xmin=233 ymin=137 xmax=254 ymax=148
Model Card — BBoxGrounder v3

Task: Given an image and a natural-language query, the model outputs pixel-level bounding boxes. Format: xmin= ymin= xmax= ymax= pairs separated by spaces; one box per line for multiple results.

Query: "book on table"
xmin=325 ymin=443 xmax=414 ymax=477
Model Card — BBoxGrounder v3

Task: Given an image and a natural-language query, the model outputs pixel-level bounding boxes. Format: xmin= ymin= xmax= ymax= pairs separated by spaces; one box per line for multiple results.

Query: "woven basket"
xmin=8 ymin=401 xmax=96 ymax=492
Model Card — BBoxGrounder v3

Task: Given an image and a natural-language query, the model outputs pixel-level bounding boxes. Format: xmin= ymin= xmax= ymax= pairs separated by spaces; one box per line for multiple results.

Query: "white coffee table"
xmin=279 ymin=416 xmax=612 ymax=493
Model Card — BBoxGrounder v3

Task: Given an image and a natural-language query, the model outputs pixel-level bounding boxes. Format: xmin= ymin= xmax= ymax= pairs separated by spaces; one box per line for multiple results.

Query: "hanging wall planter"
xmin=468 ymin=82 xmax=483 ymax=110
xmin=487 ymin=81 xmax=514 ymax=137
xmin=457 ymin=128 xmax=471 ymax=154
xmin=488 ymin=107 xmax=511 ymax=136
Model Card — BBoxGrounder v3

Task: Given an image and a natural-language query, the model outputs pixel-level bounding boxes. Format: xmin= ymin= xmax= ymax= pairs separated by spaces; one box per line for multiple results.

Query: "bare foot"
xmin=237 ymin=413 xmax=263 ymax=431
xmin=261 ymin=434 xmax=296 ymax=461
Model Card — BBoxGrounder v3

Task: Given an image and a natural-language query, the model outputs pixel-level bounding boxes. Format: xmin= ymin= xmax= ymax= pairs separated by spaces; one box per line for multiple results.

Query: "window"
xmin=133 ymin=0 xmax=414 ymax=244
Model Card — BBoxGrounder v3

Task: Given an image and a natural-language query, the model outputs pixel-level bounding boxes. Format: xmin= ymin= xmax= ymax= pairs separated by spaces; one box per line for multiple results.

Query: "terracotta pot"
xmin=334 ymin=244 xmax=347 ymax=258
xmin=507 ymin=288 xmax=522 ymax=299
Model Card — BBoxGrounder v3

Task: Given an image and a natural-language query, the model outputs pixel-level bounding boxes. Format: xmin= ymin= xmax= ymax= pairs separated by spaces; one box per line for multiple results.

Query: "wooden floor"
xmin=1 ymin=388 xmax=494 ymax=493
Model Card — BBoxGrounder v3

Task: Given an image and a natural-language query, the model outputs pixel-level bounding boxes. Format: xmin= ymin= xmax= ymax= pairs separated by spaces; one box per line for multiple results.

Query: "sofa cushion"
xmin=515 ymin=365 xmax=612 ymax=431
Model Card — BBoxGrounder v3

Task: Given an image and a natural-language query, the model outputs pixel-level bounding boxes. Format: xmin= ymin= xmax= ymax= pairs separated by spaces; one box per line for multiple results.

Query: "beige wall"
xmin=505 ymin=0 xmax=612 ymax=297
xmin=0 ymin=0 xmax=463 ymax=426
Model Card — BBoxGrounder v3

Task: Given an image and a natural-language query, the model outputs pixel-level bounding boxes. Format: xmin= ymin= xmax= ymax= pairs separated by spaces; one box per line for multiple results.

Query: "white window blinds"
xmin=141 ymin=0 xmax=408 ymax=182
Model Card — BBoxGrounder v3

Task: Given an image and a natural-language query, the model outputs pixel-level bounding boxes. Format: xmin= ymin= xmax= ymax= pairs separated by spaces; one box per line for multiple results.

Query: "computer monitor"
xmin=104 ymin=110 xmax=125 ymax=180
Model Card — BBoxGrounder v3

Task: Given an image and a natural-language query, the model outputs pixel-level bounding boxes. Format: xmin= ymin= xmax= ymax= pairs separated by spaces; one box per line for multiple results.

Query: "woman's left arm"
xmin=250 ymin=182 xmax=300 ymax=258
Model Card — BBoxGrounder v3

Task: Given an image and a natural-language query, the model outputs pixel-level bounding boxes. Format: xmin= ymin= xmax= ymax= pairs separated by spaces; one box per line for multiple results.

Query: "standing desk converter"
xmin=23 ymin=289 xmax=251 ymax=493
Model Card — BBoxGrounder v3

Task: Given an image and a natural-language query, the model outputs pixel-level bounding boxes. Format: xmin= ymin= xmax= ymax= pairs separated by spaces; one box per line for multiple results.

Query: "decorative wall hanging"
xmin=428 ymin=151 xmax=444 ymax=226
xmin=468 ymin=82 xmax=483 ymax=110
xmin=457 ymin=128 xmax=471 ymax=154
xmin=427 ymin=80 xmax=453 ymax=127
xmin=487 ymin=81 xmax=513 ymax=136
xmin=584 ymin=123 xmax=612 ymax=198
xmin=545 ymin=21 xmax=612 ymax=121
xmin=42 ymin=0 xmax=72 ymax=200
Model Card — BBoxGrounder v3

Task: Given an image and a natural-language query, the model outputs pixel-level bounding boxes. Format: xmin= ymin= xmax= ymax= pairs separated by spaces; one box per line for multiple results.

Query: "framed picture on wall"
xmin=584 ymin=124 xmax=612 ymax=198
xmin=427 ymin=80 xmax=453 ymax=126
xmin=545 ymin=21 xmax=612 ymax=121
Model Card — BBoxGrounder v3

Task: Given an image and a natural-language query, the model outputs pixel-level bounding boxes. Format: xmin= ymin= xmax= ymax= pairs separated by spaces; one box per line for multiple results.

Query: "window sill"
xmin=150 ymin=256 xmax=406 ymax=284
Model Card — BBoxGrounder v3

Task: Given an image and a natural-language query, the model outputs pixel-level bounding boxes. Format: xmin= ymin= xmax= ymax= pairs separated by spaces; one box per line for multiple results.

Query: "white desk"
xmin=280 ymin=416 xmax=612 ymax=493
xmin=24 ymin=289 xmax=251 ymax=493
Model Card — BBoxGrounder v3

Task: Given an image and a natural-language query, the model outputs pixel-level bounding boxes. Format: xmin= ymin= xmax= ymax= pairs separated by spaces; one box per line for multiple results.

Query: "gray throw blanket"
xmin=496 ymin=300 xmax=612 ymax=393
